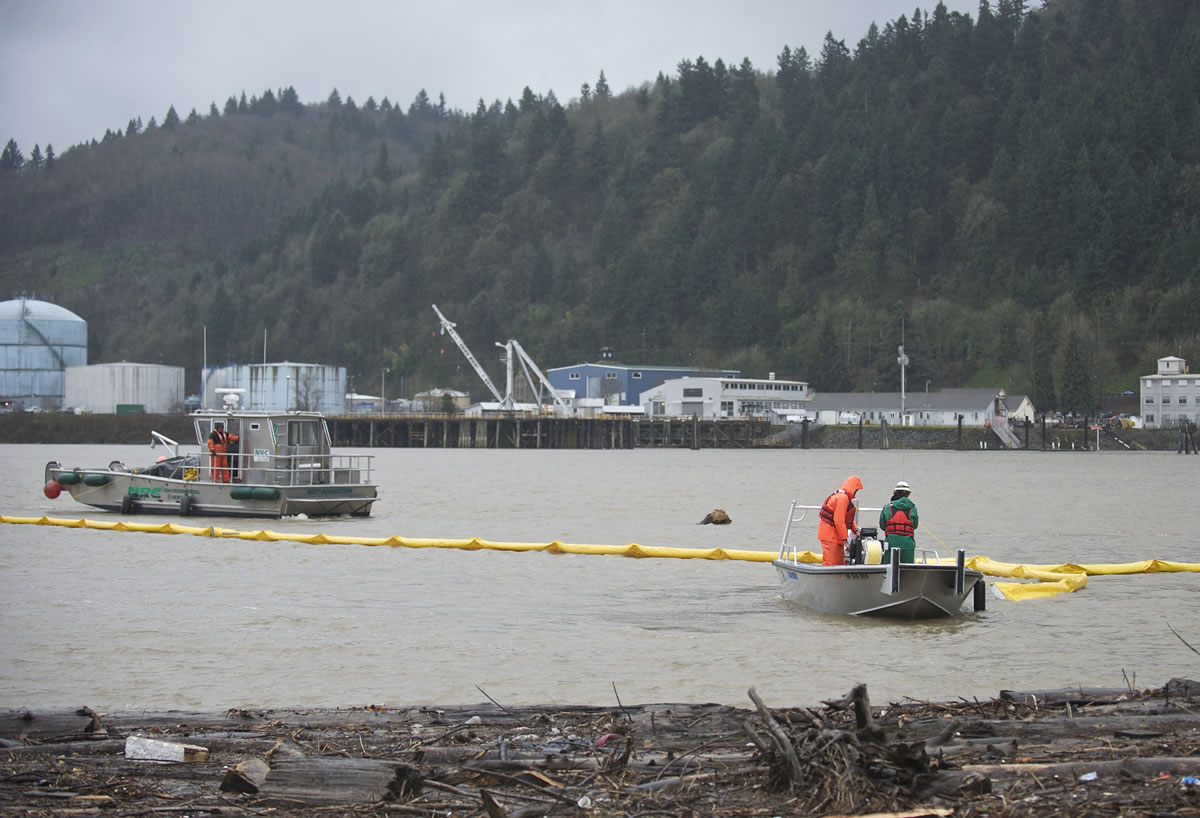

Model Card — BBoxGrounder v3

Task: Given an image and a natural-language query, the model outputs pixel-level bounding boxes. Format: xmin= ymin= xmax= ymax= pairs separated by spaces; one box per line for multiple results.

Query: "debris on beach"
xmin=3 ymin=679 xmax=1200 ymax=815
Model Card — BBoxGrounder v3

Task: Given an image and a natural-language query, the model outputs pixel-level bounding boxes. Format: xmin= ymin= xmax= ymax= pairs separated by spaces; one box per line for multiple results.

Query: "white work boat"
xmin=772 ymin=501 xmax=985 ymax=618
xmin=43 ymin=394 xmax=377 ymax=519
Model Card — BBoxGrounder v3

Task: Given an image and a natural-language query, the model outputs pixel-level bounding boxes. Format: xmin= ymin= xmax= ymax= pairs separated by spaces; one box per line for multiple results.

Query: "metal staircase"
xmin=990 ymin=415 xmax=1022 ymax=449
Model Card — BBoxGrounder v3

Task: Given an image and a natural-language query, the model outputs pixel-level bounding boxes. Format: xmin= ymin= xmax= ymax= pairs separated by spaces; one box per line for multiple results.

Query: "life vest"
xmin=819 ymin=491 xmax=856 ymax=528
xmin=209 ymin=429 xmax=233 ymax=454
xmin=884 ymin=503 xmax=915 ymax=538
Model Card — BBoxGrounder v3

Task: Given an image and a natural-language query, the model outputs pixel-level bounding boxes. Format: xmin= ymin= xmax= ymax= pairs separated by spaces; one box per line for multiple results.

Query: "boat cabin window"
xmin=286 ymin=419 xmax=320 ymax=447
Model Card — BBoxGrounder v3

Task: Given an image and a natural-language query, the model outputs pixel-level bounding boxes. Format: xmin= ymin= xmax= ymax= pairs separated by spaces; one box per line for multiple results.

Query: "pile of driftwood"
xmin=3 ymin=679 xmax=1199 ymax=816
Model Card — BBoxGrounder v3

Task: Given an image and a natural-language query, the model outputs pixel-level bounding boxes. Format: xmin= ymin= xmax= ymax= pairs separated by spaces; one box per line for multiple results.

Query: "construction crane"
xmin=432 ymin=304 xmax=502 ymax=403
xmin=499 ymin=339 xmax=572 ymax=414
xmin=432 ymin=305 xmax=571 ymax=414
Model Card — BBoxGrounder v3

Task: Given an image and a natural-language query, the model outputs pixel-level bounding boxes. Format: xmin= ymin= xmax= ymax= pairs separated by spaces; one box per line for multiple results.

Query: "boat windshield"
xmin=285 ymin=419 xmax=321 ymax=447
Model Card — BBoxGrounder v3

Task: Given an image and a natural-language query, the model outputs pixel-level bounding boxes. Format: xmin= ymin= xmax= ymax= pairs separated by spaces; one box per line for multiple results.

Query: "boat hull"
xmin=47 ymin=468 xmax=376 ymax=519
xmin=773 ymin=559 xmax=983 ymax=618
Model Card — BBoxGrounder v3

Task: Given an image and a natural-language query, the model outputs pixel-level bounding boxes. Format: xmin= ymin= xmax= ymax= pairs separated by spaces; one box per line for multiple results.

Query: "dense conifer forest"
xmin=2 ymin=0 xmax=1198 ymax=413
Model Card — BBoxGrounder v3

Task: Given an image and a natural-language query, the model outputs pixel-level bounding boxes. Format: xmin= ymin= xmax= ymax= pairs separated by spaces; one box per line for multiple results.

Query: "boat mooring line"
xmin=3 ymin=515 xmax=1198 ymax=603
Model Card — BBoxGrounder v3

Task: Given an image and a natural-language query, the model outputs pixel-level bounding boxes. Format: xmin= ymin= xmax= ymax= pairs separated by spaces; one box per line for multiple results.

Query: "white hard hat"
xmin=894 ymin=481 xmax=911 ymax=492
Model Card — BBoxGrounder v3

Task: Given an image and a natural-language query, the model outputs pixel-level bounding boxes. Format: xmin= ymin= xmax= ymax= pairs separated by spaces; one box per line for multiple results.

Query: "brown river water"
xmin=2 ymin=443 xmax=1198 ymax=711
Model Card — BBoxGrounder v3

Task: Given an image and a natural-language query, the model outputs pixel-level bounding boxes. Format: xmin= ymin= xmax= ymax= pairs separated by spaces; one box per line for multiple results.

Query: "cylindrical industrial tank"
xmin=64 ymin=362 xmax=185 ymax=414
xmin=203 ymin=362 xmax=347 ymax=414
xmin=0 ymin=297 xmax=88 ymax=411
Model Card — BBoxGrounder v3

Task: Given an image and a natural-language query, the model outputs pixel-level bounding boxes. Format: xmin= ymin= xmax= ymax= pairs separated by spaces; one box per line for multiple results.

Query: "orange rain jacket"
xmin=817 ymin=474 xmax=863 ymax=544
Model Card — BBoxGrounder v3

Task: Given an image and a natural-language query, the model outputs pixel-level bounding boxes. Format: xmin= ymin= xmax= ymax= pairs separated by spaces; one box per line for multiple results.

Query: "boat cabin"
xmin=191 ymin=410 xmax=352 ymax=486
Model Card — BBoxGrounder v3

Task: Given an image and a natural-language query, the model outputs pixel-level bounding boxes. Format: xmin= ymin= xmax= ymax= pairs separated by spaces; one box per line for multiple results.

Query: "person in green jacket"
xmin=879 ymin=481 xmax=918 ymax=563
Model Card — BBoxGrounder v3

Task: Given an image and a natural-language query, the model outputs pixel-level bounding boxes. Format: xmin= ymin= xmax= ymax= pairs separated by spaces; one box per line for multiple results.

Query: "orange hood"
xmin=841 ymin=475 xmax=863 ymax=498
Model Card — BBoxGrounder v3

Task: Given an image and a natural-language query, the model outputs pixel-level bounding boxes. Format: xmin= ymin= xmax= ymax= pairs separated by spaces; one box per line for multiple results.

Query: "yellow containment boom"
xmin=3 ymin=514 xmax=1199 ymax=602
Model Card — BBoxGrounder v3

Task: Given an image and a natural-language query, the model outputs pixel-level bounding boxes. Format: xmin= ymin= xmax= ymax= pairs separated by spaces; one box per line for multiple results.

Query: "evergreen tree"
xmin=595 ymin=70 xmax=611 ymax=99
xmin=29 ymin=144 xmax=43 ymax=169
xmin=280 ymin=86 xmax=302 ymax=113
xmin=373 ymin=142 xmax=393 ymax=183
xmin=1059 ymin=327 xmax=1097 ymax=415
xmin=409 ymin=89 xmax=432 ymax=117
xmin=1029 ymin=319 xmax=1057 ymax=411
xmin=0 ymin=138 xmax=24 ymax=171
xmin=43 ymin=143 xmax=54 ymax=171
xmin=162 ymin=105 xmax=181 ymax=129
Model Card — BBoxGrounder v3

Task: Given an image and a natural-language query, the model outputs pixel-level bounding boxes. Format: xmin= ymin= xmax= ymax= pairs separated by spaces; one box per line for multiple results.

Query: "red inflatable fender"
xmin=43 ymin=480 xmax=62 ymax=499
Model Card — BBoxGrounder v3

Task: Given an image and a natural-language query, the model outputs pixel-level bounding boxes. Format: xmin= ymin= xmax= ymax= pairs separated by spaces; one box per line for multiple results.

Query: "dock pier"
xmin=325 ymin=415 xmax=770 ymax=449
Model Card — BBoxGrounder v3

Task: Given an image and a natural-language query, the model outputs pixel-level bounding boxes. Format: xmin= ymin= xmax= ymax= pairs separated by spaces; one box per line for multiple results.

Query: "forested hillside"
xmin=2 ymin=0 xmax=1198 ymax=414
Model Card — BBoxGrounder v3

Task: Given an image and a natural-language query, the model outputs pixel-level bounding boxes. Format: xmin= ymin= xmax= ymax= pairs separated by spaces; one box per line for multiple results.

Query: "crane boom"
xmin=432 ymin=304 xmax=502 ymax=402
xmin=510 ymin=340 xmax=571 ymax=413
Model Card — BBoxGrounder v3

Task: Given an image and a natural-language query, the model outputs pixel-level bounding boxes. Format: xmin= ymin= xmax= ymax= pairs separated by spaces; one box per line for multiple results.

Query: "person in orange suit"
xmin=817 ymin=475 xmax=863 ymax=565
xmin=207 ymin=421 xmax=239 ymax=483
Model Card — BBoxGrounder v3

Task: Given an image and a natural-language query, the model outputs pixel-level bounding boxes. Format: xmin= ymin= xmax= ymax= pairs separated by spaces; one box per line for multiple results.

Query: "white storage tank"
xmin=0 ymin=297 xmax=88 ymax=411
xmin=203 ymin=362 xmax=347 ymax=414
xmin=65 ymin=362 xmax=185 ymax=414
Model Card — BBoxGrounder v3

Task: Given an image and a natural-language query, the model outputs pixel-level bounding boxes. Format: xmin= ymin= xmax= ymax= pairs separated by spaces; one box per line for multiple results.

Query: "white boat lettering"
xmin=305 ymin=487 xmax=353 ymax=496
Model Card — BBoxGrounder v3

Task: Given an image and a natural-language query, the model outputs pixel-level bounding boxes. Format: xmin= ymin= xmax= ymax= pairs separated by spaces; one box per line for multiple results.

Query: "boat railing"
xmin=915 ymin=547 xmax=941 ymax=565
xmin=777 ymin=500 xmax=883 ymax=563
xmin=155 ymin=448 xmax=375 ymax=486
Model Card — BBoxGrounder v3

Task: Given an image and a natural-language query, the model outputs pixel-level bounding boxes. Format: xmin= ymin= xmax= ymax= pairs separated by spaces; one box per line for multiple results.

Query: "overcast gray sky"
xmin=3 ymin=0 xmax=980 ymax=155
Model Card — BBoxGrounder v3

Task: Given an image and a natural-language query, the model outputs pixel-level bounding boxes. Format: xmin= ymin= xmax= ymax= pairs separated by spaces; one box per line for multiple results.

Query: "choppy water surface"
xmin=2 ymin=443 xmax=1198 ymax=711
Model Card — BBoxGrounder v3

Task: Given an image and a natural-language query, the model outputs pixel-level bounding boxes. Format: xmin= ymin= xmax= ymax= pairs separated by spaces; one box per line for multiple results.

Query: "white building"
xmin=413 ymin=388 xmax=470 ymax=412
xmin=803 ymin=388 xmax=1027 ymax=427
xmin=638 ymin=375 xmax=810 ymax=419
xmin=1140 ymin=356 xmax=1200 ymax=428
xmin=65 ymin=362 xmax=184 ymax=413
xmin=202 ymin=362 xmax=346 ymax=414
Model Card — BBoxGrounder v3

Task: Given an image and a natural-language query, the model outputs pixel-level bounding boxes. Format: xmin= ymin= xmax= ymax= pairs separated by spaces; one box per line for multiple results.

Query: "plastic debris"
xmin=124 ymin=736 xmax=208 ymax=762
xmin=1079 ymin=771 xmax=1098 ymax=782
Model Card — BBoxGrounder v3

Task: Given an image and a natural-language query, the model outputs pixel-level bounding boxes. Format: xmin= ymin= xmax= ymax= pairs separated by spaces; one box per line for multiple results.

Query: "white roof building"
xmin=639 ymin=375 xmax=810 ymax=419
xmin=803 ymin=388 xmax=1028 ymax=427
xmin=1140 ymin=356 xmax=1199 ymax=429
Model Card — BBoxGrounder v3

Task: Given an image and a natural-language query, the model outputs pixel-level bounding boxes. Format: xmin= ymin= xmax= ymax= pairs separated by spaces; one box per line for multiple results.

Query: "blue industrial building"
xmin=546 ymin=349 xmax=738 ymax=407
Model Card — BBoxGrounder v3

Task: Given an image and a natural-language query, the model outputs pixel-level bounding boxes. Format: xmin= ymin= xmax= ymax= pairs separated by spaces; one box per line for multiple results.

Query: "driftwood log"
xmin=3 ymin=679 xmax=1199 ymax=816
